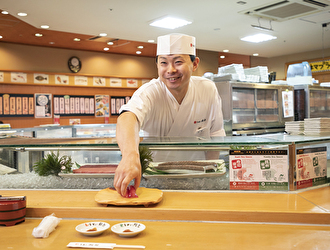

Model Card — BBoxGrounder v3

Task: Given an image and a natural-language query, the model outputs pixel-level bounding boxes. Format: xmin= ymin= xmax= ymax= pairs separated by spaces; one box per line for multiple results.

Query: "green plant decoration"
xmin=139 ymin=146 xmax=153 ymax=174
xmin=33 ymin=151 xmax=73 ymax=176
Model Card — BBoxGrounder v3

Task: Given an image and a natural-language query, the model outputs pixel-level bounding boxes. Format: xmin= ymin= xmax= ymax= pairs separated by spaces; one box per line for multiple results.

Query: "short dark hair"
xmin=156 ymin=55 xmax=196 ymax=63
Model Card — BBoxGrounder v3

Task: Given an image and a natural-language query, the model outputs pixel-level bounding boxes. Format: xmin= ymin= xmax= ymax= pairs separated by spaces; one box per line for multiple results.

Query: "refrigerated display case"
xmin=0 ymin=134 xmax=329 ymax=191
xmin=214 ymin=81 xmax=294 ymax=135
xmin=294 ymin=84 xmax=330 ymax=119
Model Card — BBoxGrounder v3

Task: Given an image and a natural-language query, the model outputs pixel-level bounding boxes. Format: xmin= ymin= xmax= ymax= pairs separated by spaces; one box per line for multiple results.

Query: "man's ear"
xmin=192 ymin=57 xmax=200 ymax=72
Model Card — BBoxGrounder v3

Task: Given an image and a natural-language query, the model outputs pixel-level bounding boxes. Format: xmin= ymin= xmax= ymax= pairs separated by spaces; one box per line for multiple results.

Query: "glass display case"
xmin=0 ymin=134 xmax=329 ymax=191
xmin=214 ymin=81 xmax=294 ymax=135
xmin=294 ymin=84 xmax=330 ymax=119
xmin=13 ymin=124 xmax=118 ymax=138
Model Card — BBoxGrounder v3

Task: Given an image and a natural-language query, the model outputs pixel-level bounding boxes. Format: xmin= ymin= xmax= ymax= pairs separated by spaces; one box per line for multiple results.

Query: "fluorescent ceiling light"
xmin=17 ymin=12 xmax=27 ymax=17
xmin=241 ymin=34 xmax=277 ymax=43
xmin=41 ymin=25 xmax=49 ymax=29
xmin=1 ymin=11 xmax=9 ymax=14
xmin=150 ymin=17 xmax=192 ymax=29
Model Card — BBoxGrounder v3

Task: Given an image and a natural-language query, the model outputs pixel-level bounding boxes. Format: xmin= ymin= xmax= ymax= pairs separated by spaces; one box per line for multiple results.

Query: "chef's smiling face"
xmin=157 ymin=54 xmax=199 ymax=97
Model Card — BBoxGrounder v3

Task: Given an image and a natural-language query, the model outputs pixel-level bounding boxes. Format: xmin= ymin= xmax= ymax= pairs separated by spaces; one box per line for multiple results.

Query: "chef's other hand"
xmin=114 ymin=152 xmax=141 ymax=197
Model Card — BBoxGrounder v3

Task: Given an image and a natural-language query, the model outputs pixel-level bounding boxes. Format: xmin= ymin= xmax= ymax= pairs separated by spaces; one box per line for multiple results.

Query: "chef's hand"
xmin=114 ymin=152 xmax=141 ymax=197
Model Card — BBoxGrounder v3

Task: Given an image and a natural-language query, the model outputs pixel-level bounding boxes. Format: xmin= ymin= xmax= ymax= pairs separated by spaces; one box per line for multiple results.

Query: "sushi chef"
xmin=114 ymin=33 xmax=225 ymax=196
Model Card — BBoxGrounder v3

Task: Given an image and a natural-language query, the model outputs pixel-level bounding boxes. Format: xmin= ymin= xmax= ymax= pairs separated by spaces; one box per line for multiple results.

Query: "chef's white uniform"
xmin=120 ymin=76 xmax=225 ymax=138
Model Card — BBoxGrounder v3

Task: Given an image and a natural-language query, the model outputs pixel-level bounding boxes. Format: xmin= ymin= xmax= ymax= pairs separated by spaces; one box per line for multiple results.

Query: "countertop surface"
xmin=2 ymin=218 xmax=330 ymax=250
xmin=1 ymin=186 xmax=330 ymax=224
xmin=1 ymin=187 xmax=330 ymax=249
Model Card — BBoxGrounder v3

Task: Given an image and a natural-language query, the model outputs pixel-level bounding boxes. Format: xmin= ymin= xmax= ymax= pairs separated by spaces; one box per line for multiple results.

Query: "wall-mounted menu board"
xmin=53 ymin=95 xmax=95 ymax=116
xmin=110 ymin=96 xmax=131 ymax=115
xmin=0 ymin=93 xmax=34 ymax=117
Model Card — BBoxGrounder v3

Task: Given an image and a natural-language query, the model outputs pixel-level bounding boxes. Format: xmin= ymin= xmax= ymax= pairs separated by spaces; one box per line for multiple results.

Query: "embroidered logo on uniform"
xmin=194 ymin=119 xmax=206 ymax=124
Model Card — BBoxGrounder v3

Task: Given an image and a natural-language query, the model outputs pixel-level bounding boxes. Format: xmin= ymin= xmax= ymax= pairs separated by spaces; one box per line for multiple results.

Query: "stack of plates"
xmin=244 ymin=66 xmax=269 ymax=82
xmin=285 ymin=121 xmax=304 ymax=135
xmin=304 ymin=118 xmax=330 ymax=136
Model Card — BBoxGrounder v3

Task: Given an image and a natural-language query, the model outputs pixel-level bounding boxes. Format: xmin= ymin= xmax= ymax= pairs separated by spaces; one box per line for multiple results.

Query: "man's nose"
xmin=167 ymin=63 xmax=177 ymax=73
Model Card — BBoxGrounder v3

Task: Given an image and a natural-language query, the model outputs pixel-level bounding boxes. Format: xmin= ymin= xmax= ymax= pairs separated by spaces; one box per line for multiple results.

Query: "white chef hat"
xmin=157 ymin=34 xmax=196 ymax=56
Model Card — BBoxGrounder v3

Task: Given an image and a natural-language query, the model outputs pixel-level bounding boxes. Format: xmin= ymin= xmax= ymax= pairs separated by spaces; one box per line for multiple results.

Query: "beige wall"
xmin=0 ymin=42 xmax=219 ymax=78
xmin=267 ymin=48 xmax=330 ymax=80
xmin=1 ymin=42 xmax=329 ymax=81
xmin=195 ymin=49 xmax=219 ymax=75
xmin=0 ymin=42 xmax=158 ymax=78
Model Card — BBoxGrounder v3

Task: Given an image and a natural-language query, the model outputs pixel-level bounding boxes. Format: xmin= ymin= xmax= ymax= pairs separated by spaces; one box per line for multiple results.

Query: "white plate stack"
xmin=218 ymin=64 xmax=245 ymax=81
xmin=304 ymin=118 xmax=330 ymax=136
xmin=285 ymin=121 xmax=304 ymax=135
xmin=244 ymin=66 xmax=269 ymax=83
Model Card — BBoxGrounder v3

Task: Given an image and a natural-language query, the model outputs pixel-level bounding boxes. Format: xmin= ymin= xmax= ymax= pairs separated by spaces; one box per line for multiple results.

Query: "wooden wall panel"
xmin=218 ymin=52 xmax=251 ymax=68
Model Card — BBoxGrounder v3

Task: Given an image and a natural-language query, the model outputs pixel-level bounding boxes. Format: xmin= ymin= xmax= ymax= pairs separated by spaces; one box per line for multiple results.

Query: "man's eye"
xmin=175 ymin=61 xmax=183 ymax=64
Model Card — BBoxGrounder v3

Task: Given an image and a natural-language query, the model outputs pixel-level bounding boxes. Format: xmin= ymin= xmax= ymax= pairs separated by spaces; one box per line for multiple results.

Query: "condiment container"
xmin=0 ymin=196 xmax=26 ymax=226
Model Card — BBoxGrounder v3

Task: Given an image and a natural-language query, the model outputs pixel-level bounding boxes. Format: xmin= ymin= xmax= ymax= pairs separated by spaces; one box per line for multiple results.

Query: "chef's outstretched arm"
xmin=114 ymin=111 xmax=141 ymax=196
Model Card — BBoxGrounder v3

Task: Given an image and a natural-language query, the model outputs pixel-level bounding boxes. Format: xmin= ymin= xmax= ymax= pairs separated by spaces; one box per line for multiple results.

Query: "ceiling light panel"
xmin=241 ymin=33 xmax=277 ymax=43
xmin=150 ymin=17 xmax=192 ymax=29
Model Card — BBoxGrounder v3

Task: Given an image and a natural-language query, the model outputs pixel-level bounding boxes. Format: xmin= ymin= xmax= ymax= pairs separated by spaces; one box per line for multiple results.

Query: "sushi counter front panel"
xmin=0 ymin=134 xmax=330 ymax=192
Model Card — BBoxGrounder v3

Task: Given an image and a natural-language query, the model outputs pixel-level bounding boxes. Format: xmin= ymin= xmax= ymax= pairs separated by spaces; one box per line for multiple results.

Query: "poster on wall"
xmin=16 ymin=97 xmax=22 ymax=115
xmin=127 ymin=79 xmax=138 ymax=87
xmin=33 ymin=73 xmax=49 ymax=84
xmin=0 ymin=72 xmax=4 ymax=82
xmin=95 ymin=95 xmax=109 ymax=117
xmin=0 ymin=94 xmax=34 ymax=117
xmin=54 ymin=95 xmax=94 ymax=116
xmin=35 ymin=93 xmax=52 ymax=118
xmin=74 ymin=76 xmax=88 ymax=86
xmin=55 ymin=75 xmax=69 ymax=84
xmin=93 ymin=77 xmax=106 ymax=86
xmin=110 ymin=78 xmax=122 ymax=87
xmin=229 ymin=149 xmax=289 ymax=191
xmin=11 ymin=72 xmax=27 ymax=83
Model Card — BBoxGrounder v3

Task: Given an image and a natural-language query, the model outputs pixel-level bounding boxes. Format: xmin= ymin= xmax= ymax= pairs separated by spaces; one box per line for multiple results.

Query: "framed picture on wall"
xmin=35 ymin=93 xmax=52 ymax=118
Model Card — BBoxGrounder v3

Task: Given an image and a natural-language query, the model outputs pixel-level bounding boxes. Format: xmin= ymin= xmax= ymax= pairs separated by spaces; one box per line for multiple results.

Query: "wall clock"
xmin=68 ymin=56 xmax=81 ymax=73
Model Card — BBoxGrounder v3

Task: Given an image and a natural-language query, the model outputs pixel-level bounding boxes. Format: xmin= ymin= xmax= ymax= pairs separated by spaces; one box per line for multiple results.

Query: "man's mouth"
xmin=167 ymin=76 xmax=181 ymax=82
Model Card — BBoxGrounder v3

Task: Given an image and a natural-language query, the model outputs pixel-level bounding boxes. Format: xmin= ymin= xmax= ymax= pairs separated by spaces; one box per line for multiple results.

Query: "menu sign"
xmin=229 ymin=149 xmax=288 ymax=191
xmin=296 ymin=147 xmax=327 ymax=189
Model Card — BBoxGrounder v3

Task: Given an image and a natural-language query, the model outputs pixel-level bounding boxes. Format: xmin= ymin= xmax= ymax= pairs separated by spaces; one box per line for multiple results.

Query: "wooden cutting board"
xmin=95 ymin=187 xmax=163 ymax=207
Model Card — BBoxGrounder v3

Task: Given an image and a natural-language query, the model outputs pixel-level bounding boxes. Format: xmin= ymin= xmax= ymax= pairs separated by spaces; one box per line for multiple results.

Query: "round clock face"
xmin=68 ymin=56 xmax=81 ymax=73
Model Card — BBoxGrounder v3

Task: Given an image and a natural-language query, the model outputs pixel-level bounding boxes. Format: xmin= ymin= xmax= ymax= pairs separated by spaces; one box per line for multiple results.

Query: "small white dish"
xmin=76 ymin=222 xmax=110 ymax=236
xmin=111 ymin=222 xmax=146 ymax=237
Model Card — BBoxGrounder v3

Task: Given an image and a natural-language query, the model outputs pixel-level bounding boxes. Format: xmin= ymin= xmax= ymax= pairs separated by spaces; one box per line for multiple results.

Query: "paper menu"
xmin=282 ymin=91 xmax=294 ymax=118
xmin=229 ymin=149 xmax=289 ymax=191
xmin=296 ymin=147 xmax=327 ymax=189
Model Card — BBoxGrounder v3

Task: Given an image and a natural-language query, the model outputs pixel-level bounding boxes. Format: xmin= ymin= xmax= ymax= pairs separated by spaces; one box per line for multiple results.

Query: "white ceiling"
xmin=1 ymin=0 xmax=330 ymax=58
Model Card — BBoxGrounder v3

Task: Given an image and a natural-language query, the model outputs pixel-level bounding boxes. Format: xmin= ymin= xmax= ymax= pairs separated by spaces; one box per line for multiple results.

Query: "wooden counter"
xmin=1 ymin=187 xmax=330 ymax=249
xmin=1 ymin=186 xmax=330 ymax=224
xmin=1 ymin=218 xmax=330 ymax=250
